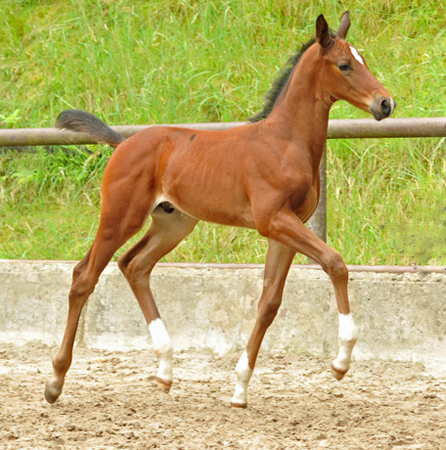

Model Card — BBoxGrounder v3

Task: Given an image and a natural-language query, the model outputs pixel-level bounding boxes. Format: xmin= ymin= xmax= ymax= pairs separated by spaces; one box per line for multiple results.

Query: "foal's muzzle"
xmin=370 ymin=96 xmax=396 ymax=121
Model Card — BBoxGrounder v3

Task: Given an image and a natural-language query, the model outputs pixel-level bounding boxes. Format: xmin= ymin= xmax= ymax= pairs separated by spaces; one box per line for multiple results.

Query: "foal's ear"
xmin=336 ymin=10 xmax=351 ymax=39
xmin=316 ymin=14 xmax=332 ymax=51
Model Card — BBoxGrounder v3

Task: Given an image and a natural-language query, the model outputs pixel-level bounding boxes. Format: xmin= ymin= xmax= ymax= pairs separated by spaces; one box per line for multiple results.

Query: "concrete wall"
xmin=1 ymin=260 xmax=446 ymax=371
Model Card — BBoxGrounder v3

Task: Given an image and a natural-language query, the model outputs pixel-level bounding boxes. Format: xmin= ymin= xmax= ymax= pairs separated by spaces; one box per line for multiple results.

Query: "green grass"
xmin=1 ymin=0 xmax=446 ymax=265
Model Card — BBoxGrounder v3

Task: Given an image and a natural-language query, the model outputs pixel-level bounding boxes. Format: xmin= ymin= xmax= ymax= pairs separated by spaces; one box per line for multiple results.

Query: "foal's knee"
xmin=321 ymin=250 xmax=348 ymax=283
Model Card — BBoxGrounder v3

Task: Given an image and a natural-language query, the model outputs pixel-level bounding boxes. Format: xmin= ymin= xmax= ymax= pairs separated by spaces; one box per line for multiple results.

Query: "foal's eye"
xmin=339 ymin=63 xmax=350 ymax=72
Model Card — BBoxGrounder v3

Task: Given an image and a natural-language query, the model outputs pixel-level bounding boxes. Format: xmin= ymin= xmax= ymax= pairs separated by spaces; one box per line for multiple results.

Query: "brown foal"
xmin=44 ymin=11 xmax=395 ymax=408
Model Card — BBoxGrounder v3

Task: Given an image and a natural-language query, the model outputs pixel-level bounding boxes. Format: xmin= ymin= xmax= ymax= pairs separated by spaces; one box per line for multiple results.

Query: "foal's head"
xmin=316 ymin=11 xmax=395 ymax=120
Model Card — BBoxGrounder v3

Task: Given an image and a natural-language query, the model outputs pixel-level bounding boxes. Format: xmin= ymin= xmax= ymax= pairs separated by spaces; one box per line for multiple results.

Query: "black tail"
xmin=56 ymin=110 xmax=126 ymax=148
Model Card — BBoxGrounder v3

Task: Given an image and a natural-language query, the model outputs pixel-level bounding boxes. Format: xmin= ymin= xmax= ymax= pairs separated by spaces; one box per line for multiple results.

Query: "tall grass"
xmin=1 ymin=0 xmax=445 ymax=264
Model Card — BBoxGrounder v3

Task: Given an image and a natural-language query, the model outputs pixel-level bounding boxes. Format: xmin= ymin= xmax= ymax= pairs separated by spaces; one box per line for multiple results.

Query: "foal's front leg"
xmin=262 ymin=210 xmax=358 ymax=380
xmin=231 ymin=210 xmax=358 ymax=407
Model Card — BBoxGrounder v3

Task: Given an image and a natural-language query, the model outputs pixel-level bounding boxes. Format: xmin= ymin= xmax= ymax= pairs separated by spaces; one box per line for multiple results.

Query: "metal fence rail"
xmin=1 ymin=117 xmax=445 ymax=147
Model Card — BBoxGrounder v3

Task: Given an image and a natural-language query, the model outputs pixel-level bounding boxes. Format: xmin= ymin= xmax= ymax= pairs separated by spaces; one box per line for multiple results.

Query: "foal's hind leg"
xmin=44 ymin=230 xmax=130 ymax=403
xmin=44 ymin=186 xmax=153 ymax=403
xmin=118 ymin=206 xmax=198 ymax=392
xmin=231 ymin=239 xmax=295 ymax=408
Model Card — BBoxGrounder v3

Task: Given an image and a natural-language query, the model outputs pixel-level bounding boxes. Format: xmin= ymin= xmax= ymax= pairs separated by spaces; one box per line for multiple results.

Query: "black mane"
xmin=250 ymin=34 xmax=334 ymax=122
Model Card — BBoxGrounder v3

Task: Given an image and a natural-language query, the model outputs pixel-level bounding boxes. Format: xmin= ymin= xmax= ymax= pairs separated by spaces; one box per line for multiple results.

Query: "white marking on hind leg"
xmin=148 ymin=318 xmax=173 ymax=386
xmin=231 ymin=351 xmax=253 ymax=407
xmin=333 ymin=313 xmax=358 ymax=375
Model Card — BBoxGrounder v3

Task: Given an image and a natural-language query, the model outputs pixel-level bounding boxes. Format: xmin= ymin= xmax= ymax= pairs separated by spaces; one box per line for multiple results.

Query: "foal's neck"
xmin=266 ymin=45 xmax=331 ymax=166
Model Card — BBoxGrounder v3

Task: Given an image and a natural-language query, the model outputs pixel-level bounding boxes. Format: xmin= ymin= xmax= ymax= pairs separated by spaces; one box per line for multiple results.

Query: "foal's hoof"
xmin=44 ymin=383 xmax=61 ymax=404
xmin=156 ymin=377 xmax=172 ymax=393
xmin=230 ymin=401 xmax=248 ymax=409
xmin=331 ymin=364 xmax=347 ymax=381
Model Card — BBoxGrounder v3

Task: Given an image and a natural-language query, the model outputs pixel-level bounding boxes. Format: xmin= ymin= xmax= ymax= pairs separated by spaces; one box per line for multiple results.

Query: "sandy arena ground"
xmin=0 ymin=342 xmax=445 ymax=449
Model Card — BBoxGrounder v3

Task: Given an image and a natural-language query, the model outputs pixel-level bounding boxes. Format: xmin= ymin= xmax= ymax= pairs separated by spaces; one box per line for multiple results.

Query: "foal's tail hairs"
xmin=55 ymin=110 xmax=126 ymax=149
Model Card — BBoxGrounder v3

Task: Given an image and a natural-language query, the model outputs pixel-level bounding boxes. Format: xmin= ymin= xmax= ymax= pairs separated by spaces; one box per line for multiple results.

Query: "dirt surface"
xmin=1 ymin=342 xmax=445 ymax=450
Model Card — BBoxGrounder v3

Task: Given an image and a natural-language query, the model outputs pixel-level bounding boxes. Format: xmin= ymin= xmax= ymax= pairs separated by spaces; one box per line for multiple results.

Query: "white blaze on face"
xmin=349 ymin=46 xmax=364 ymax=65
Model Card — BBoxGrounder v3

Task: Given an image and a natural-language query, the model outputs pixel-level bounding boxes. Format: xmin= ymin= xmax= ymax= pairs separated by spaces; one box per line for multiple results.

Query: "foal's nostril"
xmin=381 ymin=99 xmax=391 ymax=117
xmin=370 ymin=96 xmax=395 ymax=121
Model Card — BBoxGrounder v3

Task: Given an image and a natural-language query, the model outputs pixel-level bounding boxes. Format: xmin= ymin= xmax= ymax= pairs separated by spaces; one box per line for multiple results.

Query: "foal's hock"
xmin=45 ymin=11 xmax=395 ymax=408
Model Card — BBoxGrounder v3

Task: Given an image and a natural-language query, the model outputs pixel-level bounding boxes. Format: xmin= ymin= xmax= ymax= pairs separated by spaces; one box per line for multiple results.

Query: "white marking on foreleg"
xmin=349 ymin=46 xmax=364 ymax=65
xmin=333 ymin=313 xmax=358 ymax=375
xmin=231 ymin=351 xmax=253 ymax=407
xmin=148 ymin=319 xmax=173 ymax=385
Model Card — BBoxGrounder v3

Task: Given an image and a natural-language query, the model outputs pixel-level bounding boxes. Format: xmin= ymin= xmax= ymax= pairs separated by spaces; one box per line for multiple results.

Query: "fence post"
xmin=307 ymin=146 xmax=327 ymax=263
